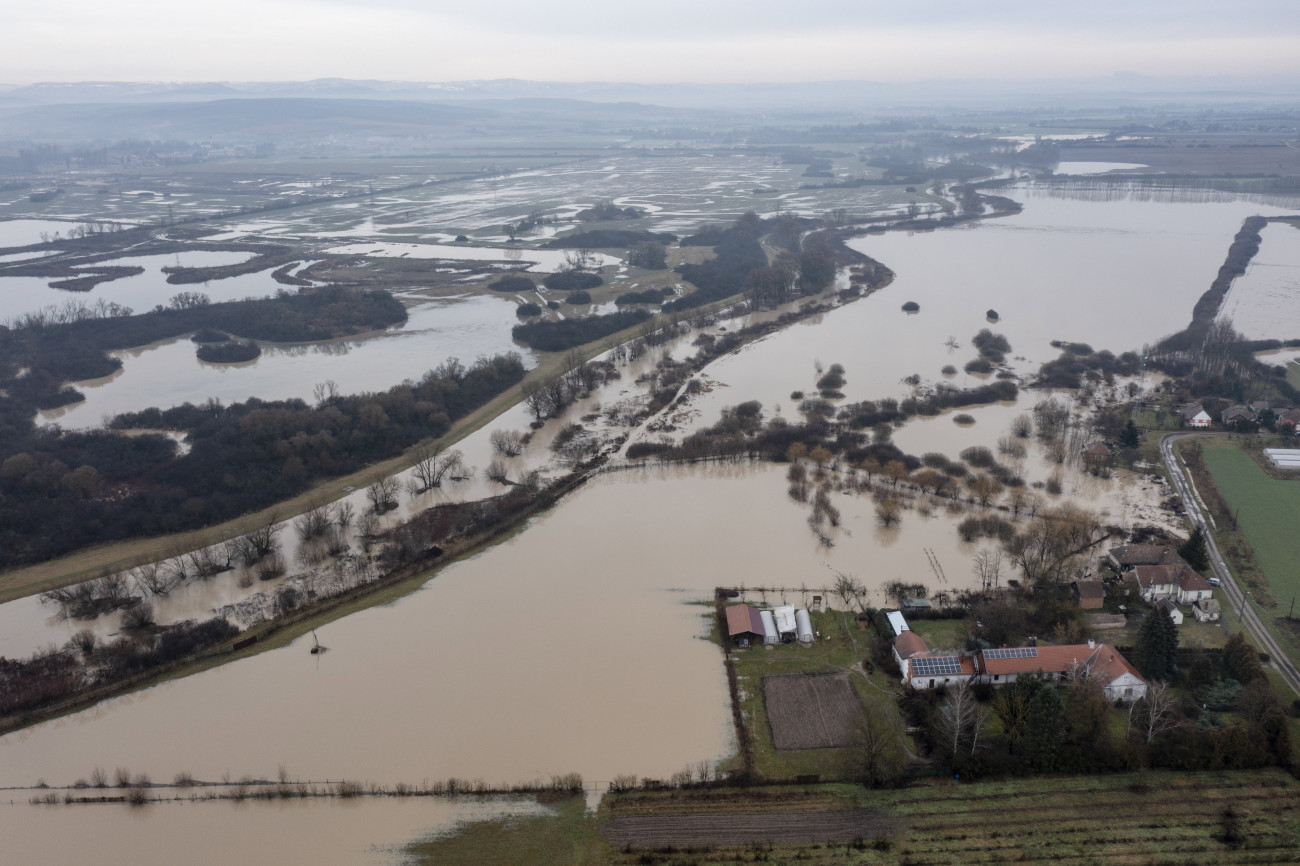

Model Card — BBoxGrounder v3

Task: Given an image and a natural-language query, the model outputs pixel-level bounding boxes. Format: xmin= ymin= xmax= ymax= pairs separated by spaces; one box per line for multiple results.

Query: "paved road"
xmin=1160 ymin=432 xmax=1300 ymax=697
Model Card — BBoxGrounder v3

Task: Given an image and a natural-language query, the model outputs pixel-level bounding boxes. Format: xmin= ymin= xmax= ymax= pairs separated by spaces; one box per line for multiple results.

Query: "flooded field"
xmin=0 ymin=794 xmax=547 ymax=866
xmin=672 ymin=184 xmax=1299 ymax=437
xmin=0 ymin=250 xmax=261 ymax=322
xmin=0 ymin=218 xmax=85 ymax=248
xmin=1217 ymin=221 xmax=1300 ymax=340
xmin=38 ymin=293 xmax=536 ymax=430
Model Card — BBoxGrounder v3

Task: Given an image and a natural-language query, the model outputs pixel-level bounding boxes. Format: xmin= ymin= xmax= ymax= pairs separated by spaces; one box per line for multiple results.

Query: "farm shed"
xmin=725 ymin=604 xmax=765 ymax=644
xmin=759 ymin=610 xmax=778 ymax=644
xmin=774 ymin=604 xmax=797 ymax=637
xmin=795 ymin=609 xmax=814 ymax=645
xmin=886 ymin=611 xmax=910 ymax=636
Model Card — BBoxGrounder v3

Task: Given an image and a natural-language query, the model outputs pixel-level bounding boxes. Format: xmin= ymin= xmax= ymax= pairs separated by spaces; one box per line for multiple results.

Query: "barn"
xmin=725 ymin=604 xmax=766 ymax=645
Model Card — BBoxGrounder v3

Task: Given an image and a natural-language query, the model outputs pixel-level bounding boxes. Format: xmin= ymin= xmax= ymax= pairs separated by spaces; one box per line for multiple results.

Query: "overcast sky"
xmin=3 ymin=0 xmax=1298 ymax=84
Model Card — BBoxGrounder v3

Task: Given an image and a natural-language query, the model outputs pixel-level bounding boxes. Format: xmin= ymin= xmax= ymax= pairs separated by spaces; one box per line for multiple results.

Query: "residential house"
xmin=1249 ymin=400 xmax=1270 ymax=415
xmin=1176 ymin=569 xmax=1215 ymax=605
xmin=1221 ymin=405 xmax=1256 ymax=426
xmin=975 ymin=642 xmax=1147 ymax=702
xmin=1071 ymin=579 xmax=1106 ymax=610
xmin=1276 ymin=408 xmax=1300 ymax=433
xmin=1127 ymin=563 xmax=1188 ymax=601
xmin=1107 ymin=544 xmax=1182 ymax=572
xmin=893 ymin=633 xmax=1148 ymax=701
xmin=1155 ymin=598 xmax=1183 ymax=626
xmin=1178 ymin=402 xmax=1212 ymax=428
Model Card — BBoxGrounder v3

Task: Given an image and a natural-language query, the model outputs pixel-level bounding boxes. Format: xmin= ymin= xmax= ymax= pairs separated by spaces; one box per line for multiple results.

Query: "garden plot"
xmin=762 ymin=672 xmax=863 ymax=750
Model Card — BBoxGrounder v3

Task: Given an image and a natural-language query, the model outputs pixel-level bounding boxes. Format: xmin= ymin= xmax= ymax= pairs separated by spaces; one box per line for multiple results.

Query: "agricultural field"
xmin=408 ymin=770 xmax=1300 ymax=865
xmin=763 ymin=673 xmax=865 ymax=750
xmin=1200 ymin=443 xmax=1300 ymax=611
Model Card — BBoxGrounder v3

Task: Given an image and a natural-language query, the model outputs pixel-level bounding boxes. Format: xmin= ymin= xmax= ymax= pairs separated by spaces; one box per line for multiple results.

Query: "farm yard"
xmin=763 ymin=673 xmax=865 ymax=751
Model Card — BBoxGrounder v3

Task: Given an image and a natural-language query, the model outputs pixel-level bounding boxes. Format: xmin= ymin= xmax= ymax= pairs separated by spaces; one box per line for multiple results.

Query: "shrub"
xmin=941 ymin=365 xmax=957 ymax=375
xmin=516 ymin=302 xmax=543 ymax=317
xmin=901 ymin=301 xmax=920 ymax=312
xmin=964 ymin=358 xmax=993 ymax=374
xmin=196 ymin=341 xmax=260 ymax=363
xmin=986 ymin=309 xmax=1000 ymax=320
xmin=953 ymin=414 xmax=975 ymax=425
xmin=542 ymin=271 xmax=603 ymax=292
xmin=563 ymin=290 xmax=592 ymax=305
xmin=488 ymin=274 xmax=534 ymax=293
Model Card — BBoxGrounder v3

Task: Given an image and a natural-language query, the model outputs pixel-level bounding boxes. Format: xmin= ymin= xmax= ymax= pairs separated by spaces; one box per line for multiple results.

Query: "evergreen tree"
xmin=1222 ymin=632 xmax=1266 ymax=683
xmin=1135 ymin=608 xmax=1179 ymax=679
xmin=1021 ymin=686 xmax=1064 ymax=771
xmin=1178 ymin=525 xmax=1210 ymax=573
xmin=1119 ymin=418 xmax=1141 ymax=449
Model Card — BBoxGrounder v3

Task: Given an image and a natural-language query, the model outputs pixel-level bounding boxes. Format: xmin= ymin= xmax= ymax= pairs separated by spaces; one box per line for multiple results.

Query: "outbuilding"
xmin=774 ymin=604 xmax=798 ymax=638
xmin=795 ymin=609 xmax=814 ymax=645
xmin=725 ymin=604 xmax=766 ymax=645
xmin=759 ymin=610 xmax=779 ymax=644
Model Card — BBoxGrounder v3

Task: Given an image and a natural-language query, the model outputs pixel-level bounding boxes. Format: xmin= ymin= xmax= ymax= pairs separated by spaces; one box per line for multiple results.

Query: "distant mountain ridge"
xmin=2 ymin=75 xmax=1298 ymax=111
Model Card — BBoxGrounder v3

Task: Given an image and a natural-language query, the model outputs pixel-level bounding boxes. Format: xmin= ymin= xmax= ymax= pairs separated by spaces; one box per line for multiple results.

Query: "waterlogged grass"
xmin=412 ymin=770 xmax=1300 ymax=865
xmin=1201 ymin=443 xmax=1300 ymax=608
xmin=405 ymin=795 xmax=607 ymax=865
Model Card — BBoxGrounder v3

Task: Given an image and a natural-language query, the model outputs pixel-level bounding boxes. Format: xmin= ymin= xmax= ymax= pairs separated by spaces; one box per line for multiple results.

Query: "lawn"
xmin=1200 ymin=443 xmax=1300 ymax=610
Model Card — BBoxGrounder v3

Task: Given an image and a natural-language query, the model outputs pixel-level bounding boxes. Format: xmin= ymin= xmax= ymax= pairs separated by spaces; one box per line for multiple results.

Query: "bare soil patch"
xmin=605 ymin=808 xmax=898 ymax=847
xmin=762 ymin=672 xmax=863 ymax=750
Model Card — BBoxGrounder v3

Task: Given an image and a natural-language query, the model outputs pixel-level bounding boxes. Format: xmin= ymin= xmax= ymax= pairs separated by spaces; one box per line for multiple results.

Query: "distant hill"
xmin=0 ymin=97 xmax=496 ymax=141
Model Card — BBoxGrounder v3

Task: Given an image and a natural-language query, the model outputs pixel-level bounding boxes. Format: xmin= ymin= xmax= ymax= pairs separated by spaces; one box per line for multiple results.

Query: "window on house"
xmin=1125 ymin=688 xmax=1132 ymax=696
xmin=929 ymin=679 xmax=935 ymax=688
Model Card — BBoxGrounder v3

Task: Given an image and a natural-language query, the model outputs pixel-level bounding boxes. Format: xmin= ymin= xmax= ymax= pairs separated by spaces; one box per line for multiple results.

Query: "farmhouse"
xmin=892 ymin=628 xmax=1147 ymax=701
xmin=1178 ymin=402 xmax=1212 ymax=428
xmin=1221 ymin=405 xmax=1256 ymax=426
xmin=974 ymin=642 xmax=1147 ymax=702
xmin=1176 ymin=569 xmax=1215 ymax=605
xmin=1107 ymin=544 xmax=1182 ymax=572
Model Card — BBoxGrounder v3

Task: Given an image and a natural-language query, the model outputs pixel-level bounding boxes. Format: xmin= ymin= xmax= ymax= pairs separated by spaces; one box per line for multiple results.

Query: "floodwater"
xmin=324 ymin=241 xmax=618 ymax=273
xmin=1055 ymin=161 xmax=1147 ymax=175
xmin=0 ymin=794 xmax=547 ymax=866
xmin=672 ymin=184 xmax=1299 ymax=434
xmin=0 ymin=250 xmax=262 ymax=322
xmin=0 ymin=218 xmax=81 ymax=248
xmin=38 ymin=294 xmax=536 ymax=430
xmin=1217 ymin=221 xmax=1300 ymax=340
xmin=0 ymin=181 xmax=1294 ymax=855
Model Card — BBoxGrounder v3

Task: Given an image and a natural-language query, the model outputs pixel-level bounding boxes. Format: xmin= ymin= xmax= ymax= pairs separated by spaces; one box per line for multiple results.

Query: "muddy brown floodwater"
xmin=0 ymin=794 xmax=547 ymax=866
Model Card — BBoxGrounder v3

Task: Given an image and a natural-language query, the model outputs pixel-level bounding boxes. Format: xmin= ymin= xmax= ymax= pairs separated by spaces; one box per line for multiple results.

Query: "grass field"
xmin=1200 ymin=443 xmax=1300 ymax=611
xmin=408 ymin=770 xmax=1300 ymax=865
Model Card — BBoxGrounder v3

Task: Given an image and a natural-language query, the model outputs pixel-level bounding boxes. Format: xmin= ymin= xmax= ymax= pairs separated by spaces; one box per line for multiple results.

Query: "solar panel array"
xmin=984 ymin=647 xmax=1038 ymax=660
xmin=911 ymin=656 xmax=963 ymax=677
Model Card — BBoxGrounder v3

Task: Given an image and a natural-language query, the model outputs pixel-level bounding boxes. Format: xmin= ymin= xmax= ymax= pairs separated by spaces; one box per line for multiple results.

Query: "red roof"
xmin=1178 ymin=570 xmax=1214 ymax=593
xmin=1131 ymin=564 xmax=1186 ymax=590
xmin=977 ymin=643 xmax=1142 ymax=687
xmin=1073 ymin=580 xmax=1106 ymax=599
xmin=893 ymin=631 xmax=929 ymax=658
xmin=725 ymin=604 xmax=765 ymax=637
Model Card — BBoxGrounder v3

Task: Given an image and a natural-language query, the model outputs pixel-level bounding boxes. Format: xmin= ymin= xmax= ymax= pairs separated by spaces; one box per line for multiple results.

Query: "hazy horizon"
xmin=3 ymin=0 xmax=1297 ymax=86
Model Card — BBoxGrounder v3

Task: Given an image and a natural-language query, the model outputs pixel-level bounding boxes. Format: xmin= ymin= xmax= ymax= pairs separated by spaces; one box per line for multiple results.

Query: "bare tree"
xmin=366 ymin=477 xmax=400 ymax=514
xmin=934 ymin=679 xmax=989 ymax=757
xmin=1128 ymin=681 xmax=1181 ymax=744
xmin=294 ymin=506 xmax=332 ymax=541
xmin=485 ymin=458 xmax=511 ymax=485
xmin=972 ymin=548 xmax=1003 ymax=591
xmin=312 ymin=380 xmax=340 ymax=408
xmin=832 ymin=571 xmax=864 ymax=610
xmin=489 ymin=429 xmax=526 ymax=457
xmin=333 ymin=500 xmax=354 ymax=528
xmin=849 ymin=700 xmax=908 ymax=786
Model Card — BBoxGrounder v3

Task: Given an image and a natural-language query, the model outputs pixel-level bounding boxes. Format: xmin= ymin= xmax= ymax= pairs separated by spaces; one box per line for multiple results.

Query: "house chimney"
xmin=1087 ymin=639 xmax=1096 ymax=649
